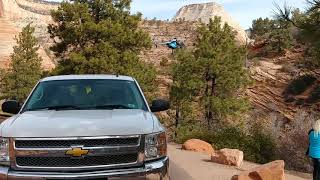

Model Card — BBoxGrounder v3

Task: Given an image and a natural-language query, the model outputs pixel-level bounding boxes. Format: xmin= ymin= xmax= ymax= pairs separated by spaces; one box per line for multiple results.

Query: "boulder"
xmin=182 ymin=139 xmax=214 ymax=155
xmin=231 ymin=160 xmax=285 ymax=180
xmin=211 ymin=148 xmax=243 ymax=167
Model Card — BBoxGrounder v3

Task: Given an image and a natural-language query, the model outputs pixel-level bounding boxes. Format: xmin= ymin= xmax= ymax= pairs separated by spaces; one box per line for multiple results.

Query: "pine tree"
xmin=0 ymin=24 xmax=42 ymax=102
xmin=195 ymin=17 xmax=250 ymax=129
xmin=48 ymin=0 xmax=156 ymax=93
xmin=170 ymin=17 xmax=250 ymax=130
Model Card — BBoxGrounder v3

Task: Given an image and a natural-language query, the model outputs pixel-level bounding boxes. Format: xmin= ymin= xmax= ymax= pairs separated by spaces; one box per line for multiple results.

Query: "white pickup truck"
xmin=0 ymin=75 xmax=170 ymax=179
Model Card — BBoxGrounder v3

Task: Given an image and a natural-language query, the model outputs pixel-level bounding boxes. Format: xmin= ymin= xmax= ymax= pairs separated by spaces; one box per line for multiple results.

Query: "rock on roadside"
xmin=182 ymin=139 xmax=214 ymax=155
xmin=211 ymin=148 xmax=243 ymax=167
xmin=231 ymin=160 xmax=285 ymax=180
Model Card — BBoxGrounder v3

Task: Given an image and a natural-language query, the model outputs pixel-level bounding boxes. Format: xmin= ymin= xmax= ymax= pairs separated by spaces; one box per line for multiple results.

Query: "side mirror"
xmin=1 ymin=100 xmax=20 ymax=114
xmin=150 ymin=99 xmax=170 ymax=112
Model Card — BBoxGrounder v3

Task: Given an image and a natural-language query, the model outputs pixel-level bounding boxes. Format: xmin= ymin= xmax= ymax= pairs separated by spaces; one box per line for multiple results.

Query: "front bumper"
xmin=0 ymin=157 xmax=169 ymax=179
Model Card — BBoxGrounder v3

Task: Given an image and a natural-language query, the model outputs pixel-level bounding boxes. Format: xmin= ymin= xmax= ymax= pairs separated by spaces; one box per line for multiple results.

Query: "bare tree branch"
xmin=306 ymin=0 xmax=320 ymax=13
xmin=273 ymin=1 xmax=302 ymax=28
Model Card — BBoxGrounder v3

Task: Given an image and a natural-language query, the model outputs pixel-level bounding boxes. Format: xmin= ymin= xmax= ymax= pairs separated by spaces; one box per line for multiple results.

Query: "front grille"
xmin=13 ymin=136 xmax=143 ymax=170
xmin=16 ymin=153 xmax=138 ymax=167
xmin=15 ymin=137 xmax=140 ymax=148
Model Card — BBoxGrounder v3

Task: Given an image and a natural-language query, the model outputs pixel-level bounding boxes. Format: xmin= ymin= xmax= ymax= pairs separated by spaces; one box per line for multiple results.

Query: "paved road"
xmin=167 ymin=144 xmax=312 ymax=180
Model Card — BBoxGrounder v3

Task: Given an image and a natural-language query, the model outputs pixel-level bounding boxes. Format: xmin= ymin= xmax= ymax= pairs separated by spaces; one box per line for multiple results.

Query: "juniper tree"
xmin=267 ymin=20 xmax=293 ymax=54
xmin=48 ymin=0 xmax=156 ymax=93
xmin=275 ymin=1 xmax=320 ymax=68
xmin=250 ymin=18 xmax=274 ymax=39
xmin=251 ymin=17 xmax=293 ymax=55
xmin=0 ymin=24 xmax=42 ymax=102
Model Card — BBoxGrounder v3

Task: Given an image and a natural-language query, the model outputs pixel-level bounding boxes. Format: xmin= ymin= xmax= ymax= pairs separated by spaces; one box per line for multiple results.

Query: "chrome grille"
xmin=16 ymin=154 xmax=138 ymax=167
xmin=15 ymin=137 xmax=140 ymax=148
xmin=12 ymin=136 xmax=144 ymax=171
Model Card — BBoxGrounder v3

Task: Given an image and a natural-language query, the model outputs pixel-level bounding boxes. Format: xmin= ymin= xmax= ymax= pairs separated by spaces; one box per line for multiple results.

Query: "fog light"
xmin=146 ymin=146 xmax=158 ymax=157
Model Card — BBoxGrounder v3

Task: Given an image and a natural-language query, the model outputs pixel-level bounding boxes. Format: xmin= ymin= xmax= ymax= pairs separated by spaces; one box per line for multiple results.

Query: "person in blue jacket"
xmin=307 ymin=120 xmax=320 ymax=180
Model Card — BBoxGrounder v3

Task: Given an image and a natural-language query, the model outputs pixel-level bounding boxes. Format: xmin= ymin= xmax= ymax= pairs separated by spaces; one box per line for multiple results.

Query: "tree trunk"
xmin=204 ymin=72 xmax=210 ymax=130
xmin=207 ymin=77 xmax=216 ymax=130
xmin=175 ymin=106 xmax=180 ymax=137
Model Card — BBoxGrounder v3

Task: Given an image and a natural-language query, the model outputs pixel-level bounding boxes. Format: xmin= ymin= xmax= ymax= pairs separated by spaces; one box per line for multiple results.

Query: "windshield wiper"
xmin=24 ymin=105 xmax=81 ymax=112
xmin=91 ymin=104 xmax=133 ymax=110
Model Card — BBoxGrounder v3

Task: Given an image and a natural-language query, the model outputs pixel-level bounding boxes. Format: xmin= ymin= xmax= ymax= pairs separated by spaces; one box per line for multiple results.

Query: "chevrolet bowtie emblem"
xmin=66 ymin=147 xmax=89 ymax=157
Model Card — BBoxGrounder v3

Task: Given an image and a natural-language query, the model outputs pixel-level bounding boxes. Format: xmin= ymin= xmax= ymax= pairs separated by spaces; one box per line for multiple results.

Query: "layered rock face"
xmin=1 ymin=0 xmax=57 ymax=22
xmin=0 ymin=0 xmax=56 ymax=70
xmin=173 ymin=2 xmax=247 ymax=44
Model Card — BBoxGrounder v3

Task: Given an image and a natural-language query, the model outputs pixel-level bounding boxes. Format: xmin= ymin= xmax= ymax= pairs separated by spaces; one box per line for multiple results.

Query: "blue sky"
xmin=49 ymin=0 xmax=307 ymax=29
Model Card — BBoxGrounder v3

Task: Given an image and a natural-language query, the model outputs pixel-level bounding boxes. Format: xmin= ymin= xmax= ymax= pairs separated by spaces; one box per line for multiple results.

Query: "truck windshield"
xmin=22 ymin=79 xmax=148 ymax=112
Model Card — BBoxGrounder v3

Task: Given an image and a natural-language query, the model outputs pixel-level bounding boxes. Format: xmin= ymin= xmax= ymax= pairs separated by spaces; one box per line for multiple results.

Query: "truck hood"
xmin=0 ymin=109 xmax=159 ymax=137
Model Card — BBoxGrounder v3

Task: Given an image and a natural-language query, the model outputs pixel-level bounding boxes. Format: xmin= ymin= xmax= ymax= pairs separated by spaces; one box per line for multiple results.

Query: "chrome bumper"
xmin=0 ymin=157 xmax=168 ymax=179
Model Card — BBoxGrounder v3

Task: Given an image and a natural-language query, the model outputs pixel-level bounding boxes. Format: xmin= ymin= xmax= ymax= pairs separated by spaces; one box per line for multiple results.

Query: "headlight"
xmin=145 ymin=131 xmax=167 ymax=160
xmin=0 ymin=138 xmax=9 ymax=165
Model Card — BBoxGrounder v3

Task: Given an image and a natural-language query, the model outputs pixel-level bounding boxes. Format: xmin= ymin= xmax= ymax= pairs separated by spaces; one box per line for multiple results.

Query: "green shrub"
xmin=175 ymin=124 xmax=276 ymax=164
xmin=211 ymin=127 xmax=249 ymax=150
xmin=283 ymin=74 xmax=317 ymax=96
xmin=245 ymin=130 xmax=277 ymax=164
xmin=175 ymin=123 xmax=214 ymax=144
xmin=213 ymin=127 xmax=276 ymax=164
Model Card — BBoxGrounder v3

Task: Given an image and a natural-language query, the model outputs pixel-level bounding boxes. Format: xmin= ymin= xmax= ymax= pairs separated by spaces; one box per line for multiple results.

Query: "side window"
xmin=27 ymin=85 xmax=44 ymax=108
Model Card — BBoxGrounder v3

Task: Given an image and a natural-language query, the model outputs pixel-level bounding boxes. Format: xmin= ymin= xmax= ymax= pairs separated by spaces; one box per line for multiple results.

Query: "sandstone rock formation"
xmin=0 ymin=0 xmax=56 ymax=70
xmin=231 ymin=160 xmax=285 ymax=180
xmin=1 ymin=0 xmax=57 ymax=21
xmin=211 ymin=148 xmax=243 ymax=167
xmin=245 ymin=49 xmax=320 ymax=122
xmin=182 ymin=139 xmax=215 ymax=155
xmin=172 ymin=2 xmax=247 ymax=44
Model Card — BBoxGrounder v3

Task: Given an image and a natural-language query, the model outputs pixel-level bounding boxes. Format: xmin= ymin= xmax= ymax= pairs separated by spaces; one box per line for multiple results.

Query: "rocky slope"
xmin=246 ymin=49 xmax=320 ymax=122
xmin=173 ymin=2 xmax=247 ymax=44
xmin=0 ymin=18 xmax=54 ymax=70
